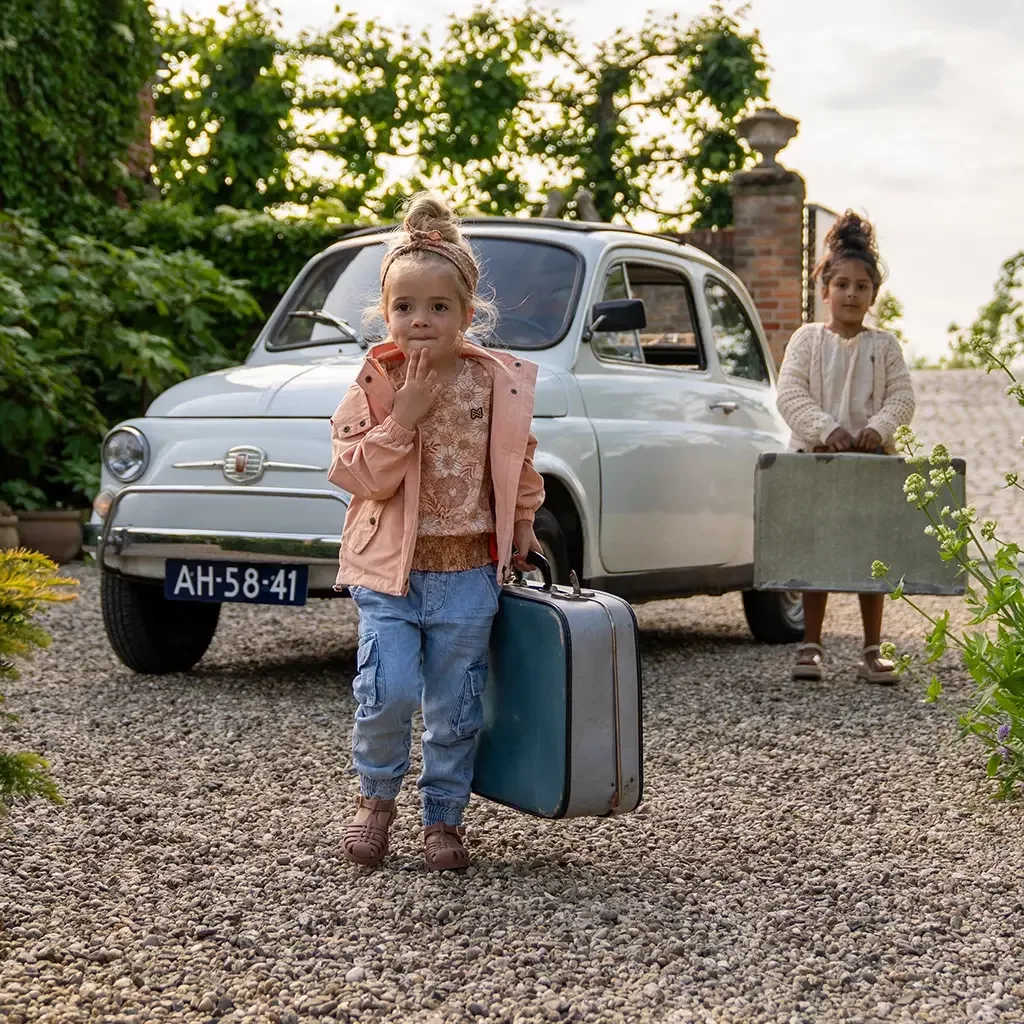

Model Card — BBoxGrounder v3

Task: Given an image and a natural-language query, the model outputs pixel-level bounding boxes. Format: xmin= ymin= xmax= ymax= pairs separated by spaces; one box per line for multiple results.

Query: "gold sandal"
xmin=423 ymin=823 xmax=469 ymax=872
xmin=343 ymin=796 xmax=397 ymax=867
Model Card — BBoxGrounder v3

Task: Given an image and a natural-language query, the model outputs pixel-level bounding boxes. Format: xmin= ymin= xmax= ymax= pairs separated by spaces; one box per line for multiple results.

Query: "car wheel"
xmin=101 ymin=569 xmax=221 ymax=673
xmin=523 ymin=506 xmax=571 ymax=587
xmin=742 ymin=589 xmax=804 ymax=645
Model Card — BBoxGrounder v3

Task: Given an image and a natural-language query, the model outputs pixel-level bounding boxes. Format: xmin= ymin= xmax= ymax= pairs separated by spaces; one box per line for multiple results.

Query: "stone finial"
xmin=573 ymin=188 xmax=601 ymax=223
xmin=736 ymin=107 xmax=799 ymax=168
xmin=541 ymin=189 xmax=566 ymax=218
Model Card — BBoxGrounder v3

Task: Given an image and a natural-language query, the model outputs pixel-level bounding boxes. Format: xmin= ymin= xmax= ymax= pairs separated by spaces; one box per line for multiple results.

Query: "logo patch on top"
xmin=470 ymin=407 xmax=484 ymax=420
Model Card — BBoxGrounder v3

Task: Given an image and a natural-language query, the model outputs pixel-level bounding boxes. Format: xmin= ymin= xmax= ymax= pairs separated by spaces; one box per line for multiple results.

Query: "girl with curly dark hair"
xmin=776 ymin=211 xmax=916 ymax=684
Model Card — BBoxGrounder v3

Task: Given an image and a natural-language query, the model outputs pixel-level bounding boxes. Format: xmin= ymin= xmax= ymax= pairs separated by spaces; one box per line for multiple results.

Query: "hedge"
xmin=95 ymin=203 xmax=365 ymax=352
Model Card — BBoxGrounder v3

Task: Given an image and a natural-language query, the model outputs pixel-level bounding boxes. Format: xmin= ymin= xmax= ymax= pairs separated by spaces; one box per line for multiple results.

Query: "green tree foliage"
xmin=873 ymin=291 xmax=908 ymax=345
xmin=156 ymin=2 xmax=317 ymax=209
xmin=153 ymin=2 xmax=769 ymax=226
xmin=0 ymin=0 xmax=156 ymax=230
xmin=515 ymin=3 xmax=769 ymax=225
xmin=940 ymin=252 xmax=1024 ymax=370
xmin=0 ymin=548 xmax=77 ymax=817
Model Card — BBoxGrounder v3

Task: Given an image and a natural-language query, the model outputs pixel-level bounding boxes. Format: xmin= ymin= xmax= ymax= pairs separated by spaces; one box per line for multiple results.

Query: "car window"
xmin=590 ymin=265 xmax=643 ymax=363
xmin=704 ymin=278 xmax=770 ymax=383
xmin=267 ymin=237 xmax=582 ymax=351
xmin=625 ymin=262 xmax=706 ymax=371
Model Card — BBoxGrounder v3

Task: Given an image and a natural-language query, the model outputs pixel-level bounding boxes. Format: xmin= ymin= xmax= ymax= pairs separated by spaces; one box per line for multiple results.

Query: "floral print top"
xmin=387 ymin=357 xmax=494 ymax=539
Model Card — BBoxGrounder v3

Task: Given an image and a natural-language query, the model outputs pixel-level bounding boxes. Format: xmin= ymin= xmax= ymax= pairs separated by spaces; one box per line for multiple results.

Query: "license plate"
xmin=164 ymin=559 xmax=308 ymax=606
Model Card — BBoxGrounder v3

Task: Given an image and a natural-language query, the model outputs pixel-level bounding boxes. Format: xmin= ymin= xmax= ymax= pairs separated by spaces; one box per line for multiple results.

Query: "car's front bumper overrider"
xmin=85 ymin=485 xmax=349 ymax=588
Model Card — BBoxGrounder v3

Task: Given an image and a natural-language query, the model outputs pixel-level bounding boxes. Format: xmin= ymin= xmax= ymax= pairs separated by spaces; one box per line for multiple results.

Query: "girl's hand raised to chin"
xmin=391 ymin=349 xmax=441 ymax=431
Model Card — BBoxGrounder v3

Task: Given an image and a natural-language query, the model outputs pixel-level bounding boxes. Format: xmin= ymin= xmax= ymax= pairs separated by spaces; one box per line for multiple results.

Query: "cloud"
xmin=820 ymin=46 xmax=953 ymax=111
xmin=898 ymin=0 xmax=1024 ymax=35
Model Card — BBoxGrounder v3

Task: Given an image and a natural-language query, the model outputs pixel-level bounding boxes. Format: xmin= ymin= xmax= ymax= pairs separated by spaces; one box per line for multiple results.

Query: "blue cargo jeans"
xmin=349 ymin=566 xmax=502 ymax=826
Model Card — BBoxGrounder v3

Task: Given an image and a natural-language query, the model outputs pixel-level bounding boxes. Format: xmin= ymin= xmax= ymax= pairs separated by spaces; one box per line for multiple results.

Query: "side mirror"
xmin=589 ymin=298 xmax=646 ymax=334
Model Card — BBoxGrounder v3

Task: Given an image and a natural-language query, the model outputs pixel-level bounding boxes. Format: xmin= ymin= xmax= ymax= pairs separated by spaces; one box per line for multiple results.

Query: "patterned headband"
xmin=379 ymin=229 xmax=480 ymax=294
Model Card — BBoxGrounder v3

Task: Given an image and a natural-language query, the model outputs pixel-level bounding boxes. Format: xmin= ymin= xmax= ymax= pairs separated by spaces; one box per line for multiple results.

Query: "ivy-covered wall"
xmin=0 ymin=0 xmax=156 ymax=229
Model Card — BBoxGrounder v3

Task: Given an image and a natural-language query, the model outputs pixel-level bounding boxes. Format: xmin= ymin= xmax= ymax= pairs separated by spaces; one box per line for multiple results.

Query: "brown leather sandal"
xmin=343 ymin=796 xmax=397 ymax=867
xmin=423 ymin=823 xmax=469 ymax=872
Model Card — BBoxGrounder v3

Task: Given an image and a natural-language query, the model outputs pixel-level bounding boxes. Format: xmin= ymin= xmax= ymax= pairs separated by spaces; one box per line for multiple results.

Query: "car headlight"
xmin=102 ymin=427 xmax=149 ymax=482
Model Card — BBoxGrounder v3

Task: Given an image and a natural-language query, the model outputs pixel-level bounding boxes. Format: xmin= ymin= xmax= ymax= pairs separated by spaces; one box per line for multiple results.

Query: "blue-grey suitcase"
xmin=472 ymin=556 xmax=644 ymax=818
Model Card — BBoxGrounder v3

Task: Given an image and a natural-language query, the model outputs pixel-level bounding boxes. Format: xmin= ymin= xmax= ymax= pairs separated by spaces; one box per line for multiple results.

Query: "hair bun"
xmin=402 ymin=192 xmax=463 ymax=246
xmin=824 ymin=210 xmax=877 ymax=257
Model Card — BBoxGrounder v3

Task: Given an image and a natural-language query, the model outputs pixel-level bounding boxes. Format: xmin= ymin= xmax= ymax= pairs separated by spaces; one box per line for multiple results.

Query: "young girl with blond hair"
xmin=776 ymin=211 xmax=915 ymax=684
xmin=328 ymin=194 xmax=544 ymax=870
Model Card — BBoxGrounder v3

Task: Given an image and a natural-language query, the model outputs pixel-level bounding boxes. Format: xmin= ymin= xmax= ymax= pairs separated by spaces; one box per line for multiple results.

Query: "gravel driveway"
xmin=4 ymin=574 xmax=1024 ymax=1024
xmin=4 ymin=370 xmax=1024 ymax=1024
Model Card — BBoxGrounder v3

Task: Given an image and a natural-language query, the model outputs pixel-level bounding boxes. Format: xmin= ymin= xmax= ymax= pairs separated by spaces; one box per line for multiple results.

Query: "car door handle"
xmin=709 ymin=401 xmax=738 ymax=414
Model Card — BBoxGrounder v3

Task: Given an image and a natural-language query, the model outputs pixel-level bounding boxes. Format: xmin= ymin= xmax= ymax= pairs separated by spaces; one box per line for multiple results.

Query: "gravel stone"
xmin=3 ymin=372 xmax=1024 ymax=1023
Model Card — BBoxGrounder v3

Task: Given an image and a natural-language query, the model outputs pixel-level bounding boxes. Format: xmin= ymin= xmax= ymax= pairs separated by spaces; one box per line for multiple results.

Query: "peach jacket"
xmin=328 ymin=340 xmax=545 ymax=596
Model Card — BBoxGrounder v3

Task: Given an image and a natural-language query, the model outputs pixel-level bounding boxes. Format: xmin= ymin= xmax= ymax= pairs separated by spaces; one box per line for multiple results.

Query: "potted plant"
xmin=0 ymin=502 xmax=17 ymax=551
xmin=2 ymin=481 xmax=84 ymax=565
xmin=16 ymin=506 xmax=85 ymax=565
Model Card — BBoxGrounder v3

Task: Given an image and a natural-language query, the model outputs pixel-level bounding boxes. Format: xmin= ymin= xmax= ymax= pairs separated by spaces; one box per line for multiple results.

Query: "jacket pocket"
xmin=331 ymin=398 xmax=374 ymax=443
xmin=353 ymin=632 xmax=384 ymax=709
xmin=451 ymin=658 xmax=489 ymax=738
xmin=344 ymin=500 xmax=385 ymax=555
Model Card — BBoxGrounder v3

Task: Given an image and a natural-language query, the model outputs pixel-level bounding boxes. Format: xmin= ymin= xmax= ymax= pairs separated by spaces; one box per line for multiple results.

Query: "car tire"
xmin=101 ymin=569 xmax=221 ymax=674
xmin=742 ymin=590 xmax=804 ymax=645
xmin=527 ymin=507 xmax=571 ymax=586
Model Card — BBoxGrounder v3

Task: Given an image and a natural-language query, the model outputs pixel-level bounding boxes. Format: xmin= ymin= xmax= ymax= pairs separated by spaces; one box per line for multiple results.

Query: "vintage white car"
xmin=86 ymin=219 xmax=804 ymax=673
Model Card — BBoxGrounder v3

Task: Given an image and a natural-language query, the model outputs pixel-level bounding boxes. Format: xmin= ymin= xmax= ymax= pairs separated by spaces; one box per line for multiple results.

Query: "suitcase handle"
xmin=516 ymin=550 xmax=553 ymax=591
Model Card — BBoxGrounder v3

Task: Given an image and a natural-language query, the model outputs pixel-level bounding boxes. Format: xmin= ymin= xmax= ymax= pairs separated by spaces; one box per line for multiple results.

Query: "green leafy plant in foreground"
xmin=873 ymin=414 xmax=1024 ymax=800
xmin=0 ymin=549 xmax=78 ymax=816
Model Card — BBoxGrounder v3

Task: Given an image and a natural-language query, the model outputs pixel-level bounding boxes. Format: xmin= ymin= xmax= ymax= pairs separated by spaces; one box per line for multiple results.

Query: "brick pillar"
xmin=729 ymin=108 xmax=805 ymax=367
xmin=730 ymin=164 xmax=806 ymax=367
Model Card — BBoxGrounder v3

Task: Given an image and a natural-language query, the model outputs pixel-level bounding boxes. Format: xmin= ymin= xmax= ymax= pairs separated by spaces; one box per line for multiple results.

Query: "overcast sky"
xmin=162 ymin=0 xmax=1024 ymax=361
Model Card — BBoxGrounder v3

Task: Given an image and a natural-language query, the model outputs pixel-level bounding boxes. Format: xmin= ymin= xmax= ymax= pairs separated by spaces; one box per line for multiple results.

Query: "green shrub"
xmin=875 ymin=418 xmax=1024 ymax=800
xmin=0 ymin=548 xmax=78 ymax=817
xmin=0 ymin=213 xmax=260 ymax=508
xmin=96 ymin=202 xmax=362 ymax=351
xmin=872 ymin=257 xmax=1024 ymax=798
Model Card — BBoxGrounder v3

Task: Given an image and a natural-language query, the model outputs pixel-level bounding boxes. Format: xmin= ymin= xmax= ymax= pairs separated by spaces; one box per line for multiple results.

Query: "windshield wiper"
xmin=287 ymin=309 xmax=366 ymax=349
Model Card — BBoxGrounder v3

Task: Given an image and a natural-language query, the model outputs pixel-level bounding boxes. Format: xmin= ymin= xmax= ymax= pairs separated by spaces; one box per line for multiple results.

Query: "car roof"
xmin=333 ymin=217 xmax=722 ymax=267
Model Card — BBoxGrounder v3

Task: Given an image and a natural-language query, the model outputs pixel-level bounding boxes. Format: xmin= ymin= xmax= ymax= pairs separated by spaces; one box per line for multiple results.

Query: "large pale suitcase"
xmin=754 ymin=452 xmax=967 ymax=595
xmin=472 ymin=556 xmax=643 ymax=819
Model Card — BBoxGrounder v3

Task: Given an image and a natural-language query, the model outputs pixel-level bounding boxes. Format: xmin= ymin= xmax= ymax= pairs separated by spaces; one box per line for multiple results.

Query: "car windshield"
xmin=267 ymin=236 xmax=581 ymax=351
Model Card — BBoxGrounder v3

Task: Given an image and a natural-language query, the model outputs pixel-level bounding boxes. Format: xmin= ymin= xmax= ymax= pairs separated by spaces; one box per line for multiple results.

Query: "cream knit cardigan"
xmin=776 ymin=324 xmax=916 ymax=453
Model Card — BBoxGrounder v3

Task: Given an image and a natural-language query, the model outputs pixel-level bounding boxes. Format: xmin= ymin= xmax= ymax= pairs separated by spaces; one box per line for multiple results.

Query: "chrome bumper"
xmin=86 ymin=484 xmax=349 ymax=568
